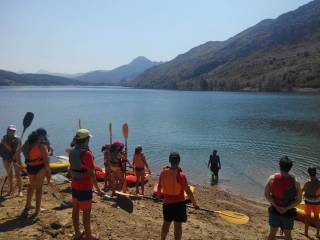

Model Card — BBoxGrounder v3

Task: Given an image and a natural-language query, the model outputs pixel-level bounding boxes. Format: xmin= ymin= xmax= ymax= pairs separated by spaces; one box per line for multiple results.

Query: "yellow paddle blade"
xmin=215 ymin=210 xmax=249 ymax=225
xmin=122 ymin=123 xmax=129 ymax=138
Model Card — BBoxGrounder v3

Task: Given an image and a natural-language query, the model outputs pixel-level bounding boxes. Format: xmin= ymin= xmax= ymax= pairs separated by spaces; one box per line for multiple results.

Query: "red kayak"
xmin=125 ymin=170 xmax=150 ymax=187
xmin=95 ymin=166 xmax=105 ymax=182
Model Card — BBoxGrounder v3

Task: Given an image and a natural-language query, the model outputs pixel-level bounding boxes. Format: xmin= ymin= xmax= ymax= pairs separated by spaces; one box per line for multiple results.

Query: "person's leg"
xmin=83 ymin=208 xmax=92 ymax=240
xmin=282 ymin=229 xmax=292 ymax=240
xmin=141 ymin=174 xmax=145 ymax=195
xmin=3 ymin=160 xmax=13 ymax=194
xmin=34 ymin=168 xmax=46 ymax=215
xmin=267 ymin=227 xmax=278 ymax=240
xmin=72 ymin=205 xmax=81 ymax=239
xmin=314 ymin=206 xmax=320 ymax=237
xmin=305 ymin=215 xmax=310 ymax=236
xmin=161 ymin=221 xmax=171 ymax=240
xmin=13 ymin=162 xmax=22 ymax=196
xmin=173 ymin=222 xmax=182 ymax=240
xmin=215 ymin=171 xmax=219 ymax=183
xmin=25 ymin=174 xmax=36 ymax=210
xmin=135 ymin=171 xmax=140 ymax=194
xmin=304 ymin=204 xmax=311 ymax=236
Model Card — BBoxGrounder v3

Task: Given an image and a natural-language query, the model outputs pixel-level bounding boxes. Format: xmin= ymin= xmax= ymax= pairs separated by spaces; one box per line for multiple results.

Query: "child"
xmin=69 ymin=129 xmax=103 ymax=240
xmin=132 ymin=145 xmax=150 ymax=195
xmin=302 ymin=167 xmax=320 ymax=238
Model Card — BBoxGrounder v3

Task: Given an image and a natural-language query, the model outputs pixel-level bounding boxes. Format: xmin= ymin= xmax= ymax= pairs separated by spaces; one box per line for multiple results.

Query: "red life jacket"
xmin=270 ymin=173 xmax=296 ymax=207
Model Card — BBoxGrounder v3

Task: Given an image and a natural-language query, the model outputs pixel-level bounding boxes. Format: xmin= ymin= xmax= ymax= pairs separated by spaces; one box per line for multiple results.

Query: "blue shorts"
xmin=268 ymin=207 xmax=295 ymax=230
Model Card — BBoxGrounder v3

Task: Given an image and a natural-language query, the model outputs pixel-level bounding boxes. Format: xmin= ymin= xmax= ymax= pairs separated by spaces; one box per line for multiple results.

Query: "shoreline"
xmin=0 ymin=175 xmax=316 ymax=240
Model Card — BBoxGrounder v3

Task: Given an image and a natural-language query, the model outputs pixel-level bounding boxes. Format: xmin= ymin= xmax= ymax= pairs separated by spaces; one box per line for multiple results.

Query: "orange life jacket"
xmin=134 ymin=153 xmax=145 ymax=168
xmin=160 ymin=166 xmax=181 ymax=196
xmin=26 ymin=144 xmax=46 ymax=166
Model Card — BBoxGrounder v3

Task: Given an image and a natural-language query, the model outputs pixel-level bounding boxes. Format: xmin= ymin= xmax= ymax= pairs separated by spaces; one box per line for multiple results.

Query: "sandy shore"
xmin=0 ymin=175 xmax=317 ymax=240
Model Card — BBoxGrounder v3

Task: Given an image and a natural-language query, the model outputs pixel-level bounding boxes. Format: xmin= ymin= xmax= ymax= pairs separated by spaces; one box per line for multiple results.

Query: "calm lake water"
xmin=0 ymin=86 xmax=319 ymax=198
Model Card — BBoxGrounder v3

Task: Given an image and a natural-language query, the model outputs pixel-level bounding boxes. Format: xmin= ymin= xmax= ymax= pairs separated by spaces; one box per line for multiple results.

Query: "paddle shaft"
xmin=109 ymin=122 xmax=112 ymax=145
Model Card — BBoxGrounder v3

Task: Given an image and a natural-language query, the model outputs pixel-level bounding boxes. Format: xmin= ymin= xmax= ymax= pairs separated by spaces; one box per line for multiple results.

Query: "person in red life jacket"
xmin=132 ymin=145 xmax=150 ymax=195
xmin=157 ymin=152 xmax=199 ymax=240
xmin=101 ymin=144 xmax=111 ymax=192
xmin=109 ymin=141 xmax=124 ymax=195
xmin=69 ymin=128 xmax=104 ymax=240
xmin=21 ymin=128 xmax=51 ymax=218
xmin=207 ymin=149 xmax=221 ymax=184
xmin=0 ymin=125 xmax=23 ymax=196
xmin=302 ymin=167 xmax=320 ymax=238
xmin=265 ymin=156 xmax=302 ymax=240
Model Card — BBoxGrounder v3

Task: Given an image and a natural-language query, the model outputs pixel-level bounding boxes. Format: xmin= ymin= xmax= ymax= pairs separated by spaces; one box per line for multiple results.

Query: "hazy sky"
xmin=0 ymin=0 xmax=312 ymax=73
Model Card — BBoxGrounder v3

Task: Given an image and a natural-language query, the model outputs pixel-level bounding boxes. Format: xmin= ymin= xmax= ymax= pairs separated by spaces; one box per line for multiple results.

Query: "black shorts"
xmin=163 ymin=201 xmax=187 ymax=223
xmin=26 ymin=164 xmax=45 ymax=175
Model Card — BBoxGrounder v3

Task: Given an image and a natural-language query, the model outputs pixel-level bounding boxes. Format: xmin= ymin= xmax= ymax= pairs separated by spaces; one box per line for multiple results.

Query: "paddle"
xmin=143 ymin=195 xmax=249 ymax=225
xmin=109 ymin=122 xmax=112 ymax=144
xmin=78 ymin=119 xmax=82 ymax=129
xmin=121 ymin=123 xmax=129 ymax=192
xmin=1 ymin=112 xmax=34 ymax=196
xmin=94 ymin=190 xmax=134 ymax=214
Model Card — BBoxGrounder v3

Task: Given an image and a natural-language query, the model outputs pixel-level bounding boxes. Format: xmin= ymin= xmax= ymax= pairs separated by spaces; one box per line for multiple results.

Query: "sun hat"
xmin=75 ymin=128 xmax=92 ymax=140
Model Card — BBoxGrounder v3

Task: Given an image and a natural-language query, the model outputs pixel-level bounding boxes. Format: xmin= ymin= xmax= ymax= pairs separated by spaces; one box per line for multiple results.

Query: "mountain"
xmin=130 ymin=0 xmax=320 ymax=91
xmin=36 ymin=70 xmax=84 ymax=78
xmin=0 ymin=70 xmax=83 ymax=86
xmin=76 ymin=56 xmax=162 ymax=85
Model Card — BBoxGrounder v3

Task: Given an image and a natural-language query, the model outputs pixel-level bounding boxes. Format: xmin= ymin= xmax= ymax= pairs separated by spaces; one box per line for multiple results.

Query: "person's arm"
xmin=264 ymin=176 xmax=278 ymax=207
xmin=40 ymin=144 xmax=51 ymax=183
xmin=207 ymin=156 xmax=211 ymax=168
xmin=283 ymin=180 xmax=302 ymax=212
xmin=185 ymin=185 xmax=199 ymax=209
xmin=87 ymin=168 xmax=103 ymax=195
xmin=218 ymin=156 xmax=221 ymax=169
xmin=142 ymin=154 xmax=150 ymax=173
xmin=157 ymin=174 xmax=162 ymax=198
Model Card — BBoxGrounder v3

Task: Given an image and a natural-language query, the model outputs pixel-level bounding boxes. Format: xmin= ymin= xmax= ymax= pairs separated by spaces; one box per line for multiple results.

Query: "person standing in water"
xmin=302 ymin=167 xmax=320 ymax=238
xmin=208 ymin=150 xmax=221 ymax=184
xmin=158 ymin=152 xmax=199 ymax=240
xmin=265 ymin=156 xmax=302 ymax=240
xmin=0 ymin=125 xmax=23 ymax=196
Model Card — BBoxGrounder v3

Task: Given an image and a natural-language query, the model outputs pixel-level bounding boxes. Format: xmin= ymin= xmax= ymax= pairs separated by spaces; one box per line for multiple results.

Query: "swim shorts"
xmin=163 ymin=201 xmax=187 ymax=223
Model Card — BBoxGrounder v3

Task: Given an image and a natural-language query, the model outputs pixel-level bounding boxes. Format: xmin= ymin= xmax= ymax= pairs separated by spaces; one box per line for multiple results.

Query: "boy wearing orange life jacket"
xmin=302 ymin=167 xmax=320 ymax=238
xmin=132 ymin=145 xmax=150 ymax=195
xmin=0 ymin=125 xmax=22 ymax=196
xmin=157 ymin=152 xmax=199 ymax=240
xmin=22 ymin=128 xmax=51 ymax=219
xmin=265 ymin=156 xmax=302 ymax=240
xmin=69 ymin=129 xmax=103 ymax=240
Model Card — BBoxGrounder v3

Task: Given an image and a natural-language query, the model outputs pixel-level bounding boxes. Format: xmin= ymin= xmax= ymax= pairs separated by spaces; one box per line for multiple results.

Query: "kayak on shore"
xmin=295 ymin=202 xmax=316 ymax=227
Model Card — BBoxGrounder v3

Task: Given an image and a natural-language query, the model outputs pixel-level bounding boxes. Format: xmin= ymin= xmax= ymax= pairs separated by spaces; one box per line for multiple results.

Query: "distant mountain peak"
xmin=130 ymin=56 xmax=152 ymax=64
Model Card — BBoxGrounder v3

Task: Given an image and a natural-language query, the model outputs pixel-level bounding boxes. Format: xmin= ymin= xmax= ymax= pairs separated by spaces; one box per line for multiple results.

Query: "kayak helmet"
xmin=169 ymin=152 xmax=180 ymax=165
xmin=75 ymin=128 xmax=92 ymax=140
xmin=279 ymin=156 xmax=292 ymax=173
xmin=7 ymin=125 xmax=17 ymax=131
xmin=308 ymin=167 xmax=317 ymax=177
xmin=36 ymin=128 xmax=47 ymax=136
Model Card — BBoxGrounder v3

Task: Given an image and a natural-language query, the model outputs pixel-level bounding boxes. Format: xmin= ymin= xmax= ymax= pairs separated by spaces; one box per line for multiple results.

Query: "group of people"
xmin=100 ymin=141 xmax=150 ymax=196
xmin=265 ymin=156 xmax=320 ymax=240
xmin=1 ymin=124 xmax=319 ymax=240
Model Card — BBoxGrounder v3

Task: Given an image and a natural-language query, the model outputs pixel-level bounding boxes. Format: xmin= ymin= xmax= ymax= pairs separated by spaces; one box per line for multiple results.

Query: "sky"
xmin=0 ymin=0 xmax=312 ymax=73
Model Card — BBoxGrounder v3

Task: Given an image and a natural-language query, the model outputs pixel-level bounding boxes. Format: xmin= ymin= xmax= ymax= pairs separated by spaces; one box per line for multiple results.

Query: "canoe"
xmin=49 ymin=160 xmax=69 ymax=173
xmin=152 ymin=183 xmax=195 ymax=200
xmin=295 ymin=203 xmax=316 ymax=226
xmin=125 ymin=170 xmax=150 ymax=187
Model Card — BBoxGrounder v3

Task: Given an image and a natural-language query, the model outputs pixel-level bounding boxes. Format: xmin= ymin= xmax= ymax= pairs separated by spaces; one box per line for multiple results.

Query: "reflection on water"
xmin=0 ymin=86 xmax=319 ymax=198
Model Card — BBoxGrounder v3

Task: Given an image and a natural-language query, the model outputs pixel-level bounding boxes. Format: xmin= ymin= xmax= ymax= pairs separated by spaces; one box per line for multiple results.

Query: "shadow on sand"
xmin=0 ymin=215 xmax=36 ymax=232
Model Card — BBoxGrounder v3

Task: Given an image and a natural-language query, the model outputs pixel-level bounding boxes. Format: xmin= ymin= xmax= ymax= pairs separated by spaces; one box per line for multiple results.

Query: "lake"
xmin=0 ymin=86 xmax=319 ymax=198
